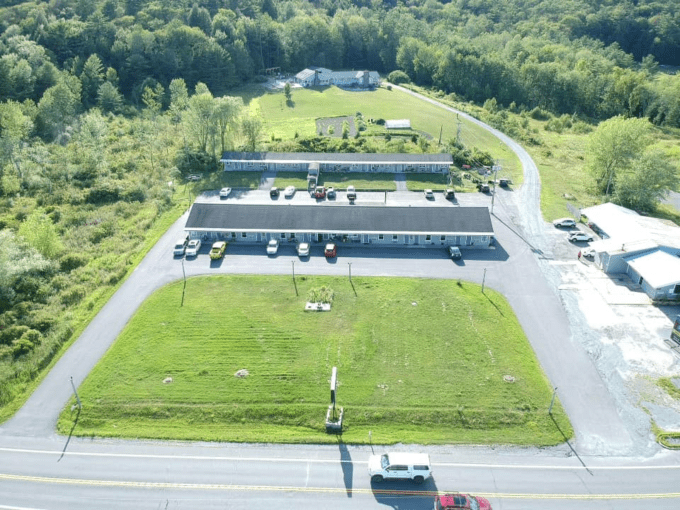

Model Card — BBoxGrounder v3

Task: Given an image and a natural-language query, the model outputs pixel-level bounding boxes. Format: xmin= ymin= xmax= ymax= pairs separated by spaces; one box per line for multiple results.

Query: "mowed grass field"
xmin=250 ymin=86 xmax=521 ymax=183
xmin=59 ymin=275 xmax=571 ymax=445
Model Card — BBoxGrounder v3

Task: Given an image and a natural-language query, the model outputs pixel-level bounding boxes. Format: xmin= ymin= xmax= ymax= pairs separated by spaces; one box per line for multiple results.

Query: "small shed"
xmin=385 ymin=119 xmax=411 ymax=129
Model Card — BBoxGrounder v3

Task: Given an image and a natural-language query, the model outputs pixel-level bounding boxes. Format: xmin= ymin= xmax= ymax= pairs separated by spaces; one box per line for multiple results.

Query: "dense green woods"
xmin=1 ymin=0 xmax=680 ymax=126
xmin=1 ymin=0 xmax=680 ymax=417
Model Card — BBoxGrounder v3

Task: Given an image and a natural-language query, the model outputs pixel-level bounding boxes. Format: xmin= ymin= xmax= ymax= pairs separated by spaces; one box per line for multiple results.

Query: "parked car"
xmin=284 ymin=186 xmax=296 ymax=197
xmin=185 ymin=239 xmax=201 ymax=257
xmin=346 ymin=185 xmax=356 ymax=200
xmin=219 ymin=187 xmax=232 ymax=198
xmin=581 ymin=247 xmax=595 ymax=258
xmin=266 ymin=239 xmax=280 ymax=255
xmin=448 ymin=246 xmax=462 ymax=260
xmin=209 ymin=241 xmax=227 ymax=259
xmin=297 ymin=242 xmax=310 ymax=257
xmin=444 ymin=188 xmax=455 ymax=199
xmin=424 ymin=189 xmax=434 ymax=200
xmin=553 ymin=217 xmax=576 ymax=228
xmin=499 ymin=178 xmax=509 ymax=188
xmin=324 ymin=243 xmax=337 ymax=258
xmin=186 ymin=174 xmax=202 ymax=181
xmin=368 ymin=452 xmax=431 ymax=484
xmin=478 ymin=183 xmax=490 ymax=193
xmin=173 ymin=235 xmax=189 ymax=256
xmin=434 ymin=493 xmax=492 ymax=510
xmin=326 ymin=186 xmax=336 ymax=198
xmin=568 ymin=231 xmax=594 ymax=242
xmin=313 ymin=186 xmax=326 ymax=198
xmin=270 ymin=187 xmax=279 ymax=198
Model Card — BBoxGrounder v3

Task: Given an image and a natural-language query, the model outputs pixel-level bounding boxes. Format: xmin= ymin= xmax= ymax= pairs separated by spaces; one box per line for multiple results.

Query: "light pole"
xmin=348 ymin=262 xmax=352 ymax=282
xmin=491 ymin=162 xmax=499 ymax=214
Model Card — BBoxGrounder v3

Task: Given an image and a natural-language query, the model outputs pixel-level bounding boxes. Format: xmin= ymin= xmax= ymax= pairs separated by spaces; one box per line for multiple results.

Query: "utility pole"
xmin=491 ymin=161 xmax=500 ymax=214
xmin=70 ymin=376 xmax=82 ymax=410
xmin=348 ymin=262 xmax=352 ymax=282
xmin=481 ymin=268 xmax=487 ymax=293
xmin=549 ymin=387 xmax=558 ymax=414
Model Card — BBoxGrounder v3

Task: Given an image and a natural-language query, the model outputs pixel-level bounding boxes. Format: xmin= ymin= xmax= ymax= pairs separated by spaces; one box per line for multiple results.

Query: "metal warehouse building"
xmin=185 ymin=203 xmax=494 ymax=249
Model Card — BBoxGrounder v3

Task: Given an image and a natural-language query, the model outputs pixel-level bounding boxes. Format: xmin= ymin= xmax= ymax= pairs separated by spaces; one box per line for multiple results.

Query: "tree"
xmin=284 ymin=82 xmax=292 ymax=104
xmin=0 ymin=101 xmax=33 ymax=176
xmin=213 ymin=95 xmax=243 ymax=154
xmin=18 ymin=210 xmax=63 ymax=259
xmin=80 ymin=54 xmax=104 ymax=109
xmin=36 ymin=76 xmax=82 ymax=142
xmin=169 ymin=78 xmax=189 ymax=123
xmin=96 ymin=81 xmax=123 ymax=113
xmin=586 ymin=116 xmax=651 ymax=195
xmin=241 ymin=116 xmax=262 ymax=151
xmin=614 ymin=150 xmax=678 ymax=212
xmin=185 ymin=83 xmax=215 ymax=153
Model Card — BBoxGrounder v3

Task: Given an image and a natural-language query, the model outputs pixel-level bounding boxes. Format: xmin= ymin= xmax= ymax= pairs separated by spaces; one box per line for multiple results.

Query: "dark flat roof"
xmin=185 ymin=204 xmax=494 ymax=236
xmin=220 ymin=151 xmax=452 ymax=164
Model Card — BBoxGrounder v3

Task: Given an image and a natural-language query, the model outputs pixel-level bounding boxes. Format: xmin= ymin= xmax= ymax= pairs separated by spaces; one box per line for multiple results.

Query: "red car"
xmin=434 ymin=493 xmax=492 ymax=510
xmin=313 ymin=186 xmax=326 ymax=198
xmin=324 ymin=243 xmax=337 ymax=258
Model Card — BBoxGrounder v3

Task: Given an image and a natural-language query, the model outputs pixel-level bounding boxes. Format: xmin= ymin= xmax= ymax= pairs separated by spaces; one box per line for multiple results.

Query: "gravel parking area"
xmin=535 ymin=214 xmax=680 ymax=454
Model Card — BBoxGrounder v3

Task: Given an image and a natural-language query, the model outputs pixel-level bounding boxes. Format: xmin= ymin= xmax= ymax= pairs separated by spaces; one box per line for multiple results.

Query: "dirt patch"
xmin=316 ymin=117 xmax=356 ymax=137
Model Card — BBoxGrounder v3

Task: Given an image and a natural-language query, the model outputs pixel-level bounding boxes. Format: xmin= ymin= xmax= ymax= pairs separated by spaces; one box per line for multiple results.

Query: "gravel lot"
xmin=507 ymin=187 xmax=680 ymax=455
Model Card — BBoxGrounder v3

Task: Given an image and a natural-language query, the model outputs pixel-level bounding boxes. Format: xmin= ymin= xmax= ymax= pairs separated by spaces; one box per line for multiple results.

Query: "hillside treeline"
xmin=0 ymin=0 xmax=679 ymax=131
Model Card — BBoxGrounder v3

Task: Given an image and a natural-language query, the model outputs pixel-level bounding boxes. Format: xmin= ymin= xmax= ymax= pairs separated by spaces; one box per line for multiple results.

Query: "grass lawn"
xmin=251 ymin=85 xmax=522 ymax=182
xmin=58 ymin=275 xmax=571 ymax=445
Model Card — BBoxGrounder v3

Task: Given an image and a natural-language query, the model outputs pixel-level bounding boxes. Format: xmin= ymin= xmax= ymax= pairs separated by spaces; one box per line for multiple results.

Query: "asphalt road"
xmin=1 ymin=87 xmax=678 ymax=509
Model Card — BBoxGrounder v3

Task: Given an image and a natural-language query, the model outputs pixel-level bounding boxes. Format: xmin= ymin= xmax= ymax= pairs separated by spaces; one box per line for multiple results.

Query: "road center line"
xmin=1 ymin=473 xmax=679 ymax=500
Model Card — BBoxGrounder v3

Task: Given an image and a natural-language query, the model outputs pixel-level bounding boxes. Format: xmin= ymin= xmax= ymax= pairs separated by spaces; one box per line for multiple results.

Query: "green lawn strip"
xmin=406 ymin=173 xmax=450 ymax=191
xmin=59 ymin=275 xmax=571 ymax=445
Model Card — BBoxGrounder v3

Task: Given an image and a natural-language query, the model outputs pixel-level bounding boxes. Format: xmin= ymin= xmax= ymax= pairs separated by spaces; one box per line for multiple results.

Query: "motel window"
xmin=481 ymin=236 xmax=488 ymax=242
xmin=392 ymin=235 xmax=398 ymax=242
xmin=241 ymin=232 xmax=247 ymax=238
xmin=280 ymin=233 xmax=286 ymax=239
xmin=425 ymin=235 xmax=431 ymax=241
xmin=290 ymin=233 xmax=296 ymax=239
xmin=674 ymin=284 xmax=680 ymax=294
xmin=379 ymin=234 xmax=384 ymax=240
xmin=441 ymin=235 xmax=446 ymax=241
xmin=231 ymin=232 xmax=236 ymax=239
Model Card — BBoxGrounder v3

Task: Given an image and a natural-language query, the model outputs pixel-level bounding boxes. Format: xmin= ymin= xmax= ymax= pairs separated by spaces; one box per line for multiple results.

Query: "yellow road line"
xmin=1 ymin=473 xmax=679 ymax=499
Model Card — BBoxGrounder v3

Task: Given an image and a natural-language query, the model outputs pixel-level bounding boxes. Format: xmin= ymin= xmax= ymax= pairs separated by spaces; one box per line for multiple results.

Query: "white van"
xmin=368 ymin=452 xmax=432 ymax=484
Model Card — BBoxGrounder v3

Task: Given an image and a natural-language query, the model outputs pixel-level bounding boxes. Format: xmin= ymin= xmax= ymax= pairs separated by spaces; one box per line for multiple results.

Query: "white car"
xmin=368 ymin=452 xmax=432 ymax=484
xmin=284 ymin=186 xmax=296 ymax=197
xmin=185 ymin=239 xmax=201 ymax=257
xmin=297 ymin=242 xmax=310 ymax=257
xmin=424 ymin=189 xmax=434 ymax=200
xmin=173 ymin=235 xmax=189 ymax=256
xmin=553 ymin=217 xmax=576 ymax=228
xmin=581 ymin=247 xmax=595 ymax=258
xmin=266 ymin=239 xmax=280 ymax=255
xmin=568 ymin=231 xmax=594 ymax=242
xmin=346 ymin=185 xmax=356 ymax=200
xmin=219 ymin=187 xmax=232 ymax=198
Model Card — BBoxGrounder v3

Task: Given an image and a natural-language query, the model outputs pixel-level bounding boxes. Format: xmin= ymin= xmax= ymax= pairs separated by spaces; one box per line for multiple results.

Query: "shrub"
xmin=387 ymin=70 xmax=410 ymax=84
xmin=59 ymin=253 xmax=89 ymax=272
xmin=529 ymin=107 xmax=551 ymax=121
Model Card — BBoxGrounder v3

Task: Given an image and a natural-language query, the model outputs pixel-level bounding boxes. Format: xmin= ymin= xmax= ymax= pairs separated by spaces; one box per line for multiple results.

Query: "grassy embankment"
xmin=59 ymin=275 xmax=572 ymax=445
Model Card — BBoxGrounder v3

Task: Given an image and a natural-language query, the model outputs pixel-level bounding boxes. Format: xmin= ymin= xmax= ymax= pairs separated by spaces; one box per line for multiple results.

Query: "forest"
xmin=1 ymin=0 xmax=680 ymax=416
